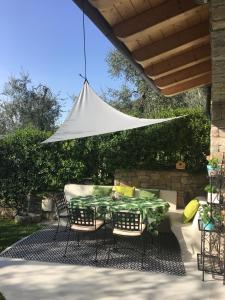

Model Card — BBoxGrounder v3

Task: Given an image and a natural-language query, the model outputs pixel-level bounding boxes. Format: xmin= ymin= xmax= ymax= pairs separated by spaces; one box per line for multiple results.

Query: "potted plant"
xmin=41 ymin=192 xmax=54 ymax=212
xmin=207 ymin=157 xmax=220 ymax=176
xmin=204 ymin=184 xmax=219 ymax=204
xmin=199 ymin=204 xmax=222 ymax=231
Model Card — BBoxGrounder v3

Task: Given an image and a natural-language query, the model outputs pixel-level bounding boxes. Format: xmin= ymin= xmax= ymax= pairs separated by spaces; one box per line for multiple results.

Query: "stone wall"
xmin=210 ymin=0 xmax=225 ymax=159
xmin=0 ymin=192 xmax=58 ymax=220
xmin=114 ymin=169 xmax=208 ymax=208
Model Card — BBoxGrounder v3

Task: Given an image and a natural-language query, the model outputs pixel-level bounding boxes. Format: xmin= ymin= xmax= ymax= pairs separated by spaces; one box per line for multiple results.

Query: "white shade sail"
xmin=43 ymin=81 xmax=178 ymax=143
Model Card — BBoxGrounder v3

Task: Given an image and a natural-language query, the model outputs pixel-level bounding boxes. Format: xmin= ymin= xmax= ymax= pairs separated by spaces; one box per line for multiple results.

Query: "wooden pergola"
xmin=73 ymin=0 xmax=211 ymax=96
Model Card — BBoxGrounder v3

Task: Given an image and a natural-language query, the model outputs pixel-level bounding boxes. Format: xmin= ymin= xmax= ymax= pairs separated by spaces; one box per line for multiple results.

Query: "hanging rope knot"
xmin=79 ymin=74 xmax=89 ymax=84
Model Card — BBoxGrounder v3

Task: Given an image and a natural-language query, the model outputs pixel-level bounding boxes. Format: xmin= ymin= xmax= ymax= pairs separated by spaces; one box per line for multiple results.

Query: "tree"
xmin=0 ymin=73 xmax=61 ymax=134
xmin=105 ymin=50 xmax=207 ymax=117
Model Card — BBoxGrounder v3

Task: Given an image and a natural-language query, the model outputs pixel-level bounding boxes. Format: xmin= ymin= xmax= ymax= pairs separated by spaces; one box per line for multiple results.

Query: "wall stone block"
xmin=211 ymin=126 xmax=219 ymax=137
xmin=115 ymin=169 xmax=208 ymax=208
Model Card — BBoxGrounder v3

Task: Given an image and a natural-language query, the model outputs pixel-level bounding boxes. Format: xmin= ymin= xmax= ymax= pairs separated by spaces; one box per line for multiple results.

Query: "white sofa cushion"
xmin=64 ymin=184 xmax=94 ymax=201
xmin=160 ymin=190 xmax=177 ymax=211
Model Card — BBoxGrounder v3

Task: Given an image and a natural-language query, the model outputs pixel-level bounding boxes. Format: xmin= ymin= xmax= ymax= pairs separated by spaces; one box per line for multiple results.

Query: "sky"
xmin=0 ymin=0 xmax=121 ymax=121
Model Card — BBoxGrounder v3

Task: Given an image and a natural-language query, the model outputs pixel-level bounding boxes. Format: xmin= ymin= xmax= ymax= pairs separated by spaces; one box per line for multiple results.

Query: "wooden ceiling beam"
xmin=89 ymin=0 xmax=113 ymax=10
xmin=145 ymin=44 xmax=211 ymax=79
xmin=155 ymin=60 xmax=211 ymax=88
xmin=133 ymin=21 xmax=209 ymax=63
xmin=161 ymin=73 xmax=211 ymax=96
xmin=113 ymin=0 xmax=200 ymax=41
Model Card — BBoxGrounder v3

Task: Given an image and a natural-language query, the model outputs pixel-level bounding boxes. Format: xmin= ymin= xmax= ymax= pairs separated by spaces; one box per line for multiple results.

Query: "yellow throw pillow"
xmin=183 ymin=199 xmax=199 ymax=224
xmin=113 ymin=185 xmax=135 ymax=197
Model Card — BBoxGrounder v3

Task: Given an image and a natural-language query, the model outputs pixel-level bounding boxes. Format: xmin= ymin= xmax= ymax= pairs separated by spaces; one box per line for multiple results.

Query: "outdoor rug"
xmin=1 ymin=225 xmax=185 ymax=276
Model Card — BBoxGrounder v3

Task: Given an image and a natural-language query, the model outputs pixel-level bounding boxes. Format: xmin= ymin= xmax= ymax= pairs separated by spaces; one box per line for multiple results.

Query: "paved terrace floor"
xmin=0 ymin=255 xmax=225 ymax=300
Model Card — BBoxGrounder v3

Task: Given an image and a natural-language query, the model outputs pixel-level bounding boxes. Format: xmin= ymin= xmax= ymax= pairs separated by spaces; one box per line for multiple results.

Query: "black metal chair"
xmin=64 ymin=206 xmax=106 ymax=261
xmin=107 ymin=211 xmax=146 ymax=268
xmin=53 ymin=193 xmax=69 ymax=240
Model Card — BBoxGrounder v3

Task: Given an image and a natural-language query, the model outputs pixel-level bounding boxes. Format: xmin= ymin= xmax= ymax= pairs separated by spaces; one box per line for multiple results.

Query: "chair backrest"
xmin=69 ymin=207 xmax=96 ymax=227
xmin=55 ymin=193 xmax=68 ymax=214
xmin=112 ymin=211 xmax=141 ymax=231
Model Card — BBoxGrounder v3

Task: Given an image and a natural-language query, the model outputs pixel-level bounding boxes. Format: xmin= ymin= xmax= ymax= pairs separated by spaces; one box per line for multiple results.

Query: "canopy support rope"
xmin=82 ymin=0 xmax=87 ymax=82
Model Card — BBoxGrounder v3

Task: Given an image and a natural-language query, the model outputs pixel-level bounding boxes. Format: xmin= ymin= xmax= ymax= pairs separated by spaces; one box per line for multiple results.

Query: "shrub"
xmin=0 ymin=108 xmax=210 ymax=212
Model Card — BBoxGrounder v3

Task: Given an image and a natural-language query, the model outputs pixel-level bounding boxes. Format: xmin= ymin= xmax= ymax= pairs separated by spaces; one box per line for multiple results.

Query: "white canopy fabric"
xmin=43 ymin=81 xmax=178 ymax=143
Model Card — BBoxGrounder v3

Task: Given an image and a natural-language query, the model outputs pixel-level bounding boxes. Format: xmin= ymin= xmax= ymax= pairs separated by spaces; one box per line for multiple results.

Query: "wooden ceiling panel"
xmin=129 ymin=10 xmax=208 ymax=50
xmin=89 ymin=1 xmax=123 ymax=25
xmin=89 ymin=0 xmax=113 ymax=9
xmin=128 ymin=0 xmax=153 ymax=14
xmin=155 ymin=60 xmax=211 ymax=88
xmin=133 ymin=21 xmax=209 ymax=64
xmin=113 ymin=1 xmax=137 ymax=20
xmin=147 ymin=0 xmax=167 ymax=8
xmin=113 ymin=1 xmax=207 ymax=43
xmin=89 ymin=0 xmax=167 ymax=26
xmin=125 ymin=29 xmax=165 ymax=52
xmin=130 ymin=0 xmax=167 ymax=11
xmin=145 ymin=44 xmax=211 ymax=79
xmin=161 ymin=74 xmax=211 ymax=96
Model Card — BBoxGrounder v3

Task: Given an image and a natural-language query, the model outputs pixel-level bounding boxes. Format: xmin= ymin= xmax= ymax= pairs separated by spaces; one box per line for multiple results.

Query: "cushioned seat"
xmin=64 ymin=207 xmax=106 ymax=260
xmin=113 ymin=223 xmax=146 ymax=237
xmin=71 ymin=219 xmax=104 ymax=232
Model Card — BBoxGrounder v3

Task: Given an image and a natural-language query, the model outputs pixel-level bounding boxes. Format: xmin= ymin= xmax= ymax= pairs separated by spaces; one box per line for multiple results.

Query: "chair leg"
xmin=103 ymin=223 xmax=107 ymax=245
xmin=77 ymin=232 xmax=80 ymax=247
xmin=53 ymin=217 xmax=60 ymax=241
xmin=64 ymin=217 xmax=69 ymax=232
xmin=107 ymin=244 xmax=111 ymax=264
xmin=94 ymin=232 xmax=99 ymax=262
xmin=141 ymin=234 xmax=146 ymax=269
xmin=74 ymin=231 xmax=77 ymax=242
xmin=63 ymin=227 xmax=71 ymax=257
xmin=113 ymin=235 xmax=118 ymax=252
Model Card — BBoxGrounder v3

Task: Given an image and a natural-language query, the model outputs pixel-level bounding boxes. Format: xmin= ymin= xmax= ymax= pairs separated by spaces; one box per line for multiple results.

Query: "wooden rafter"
xmin=155 ymin=60 xmax=211 ymax=88
xmin=145 ymin=44 xmax=211 ymax=79
xmin=161 ymin=73 xmax=211 ymax=96
xmin=133 ymin=21 xmax=209 ymax=63
xmin=113 ymin=0 xmax=200 ymax=41
xmin=89 ymin=0 xmax=113 ymax=9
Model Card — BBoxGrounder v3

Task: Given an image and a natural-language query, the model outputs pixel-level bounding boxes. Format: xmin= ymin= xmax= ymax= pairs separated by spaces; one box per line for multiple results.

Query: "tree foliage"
xmin=105 ymin=50 xmax=208 ymax=117
xmin=0 ymin=109 xmax=210 ymax=213
xmin=0 ymin=73 xmax=61 ymax=134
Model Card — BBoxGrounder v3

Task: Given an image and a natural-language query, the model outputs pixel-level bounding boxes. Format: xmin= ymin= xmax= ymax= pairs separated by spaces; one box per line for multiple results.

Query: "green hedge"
xmin=0 ymin=108 xmax=210 ymax=213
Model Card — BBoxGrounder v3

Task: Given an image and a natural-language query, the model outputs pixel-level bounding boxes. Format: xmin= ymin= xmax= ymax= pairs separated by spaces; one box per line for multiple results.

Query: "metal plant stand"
xmin=197 ymin=173 xmax=225 ymax=284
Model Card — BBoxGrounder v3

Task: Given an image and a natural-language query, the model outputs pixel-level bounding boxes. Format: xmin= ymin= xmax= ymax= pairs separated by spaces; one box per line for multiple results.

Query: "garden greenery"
xmin=0 ymin=107 xmax=210 ymax=213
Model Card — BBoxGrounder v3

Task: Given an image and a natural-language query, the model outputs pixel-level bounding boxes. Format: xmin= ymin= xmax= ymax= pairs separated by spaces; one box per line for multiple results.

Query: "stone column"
xmin=210 ymin=0 xmax=225 ymax=159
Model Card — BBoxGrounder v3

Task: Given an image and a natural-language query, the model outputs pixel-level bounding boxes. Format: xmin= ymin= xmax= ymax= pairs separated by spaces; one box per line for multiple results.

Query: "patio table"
xmin=69 ymin=195 xmax=170 ymax=232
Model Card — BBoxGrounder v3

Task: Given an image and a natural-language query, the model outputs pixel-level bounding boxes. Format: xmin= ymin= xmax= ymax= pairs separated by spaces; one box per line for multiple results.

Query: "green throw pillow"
xmin=92 ymin=186 xmax=112 ymax=197
xmin=183 ymin=199 xmax=199 ymax=224
xmin=139 ymin=188 xmax=160 ymax=198
xmin=139 ymin=190 xmax=156 ymax=199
